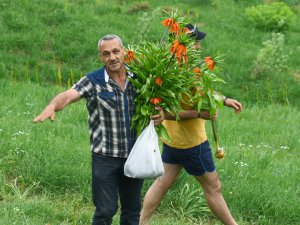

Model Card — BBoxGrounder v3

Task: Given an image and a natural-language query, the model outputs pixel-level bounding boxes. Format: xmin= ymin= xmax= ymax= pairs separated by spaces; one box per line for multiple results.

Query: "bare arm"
xmin=163 ymin=90 xmax=244 ymax=122
xmin=214 ymin=91 xmax=243 ymax=114
xmin=223 ymin=97 xmax=243 ymax=114
xmin=165 ymin=110 xmax=217 ymax=121
xmin=32 ymin=88 xmax=81 ymax=123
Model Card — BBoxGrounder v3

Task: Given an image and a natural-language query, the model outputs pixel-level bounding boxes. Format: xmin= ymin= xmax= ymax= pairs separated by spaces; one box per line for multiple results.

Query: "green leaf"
xmin=156 ymin=124 xmax=171 ymax=142
xmin=207 ymin=90 xmax=216 ymax=115
xmin=128 ymin=77 xmax=143 ymax=89
xmin=141 ymin=104 xmax=149 ymax=116
xmin=214 ymin=93 xmax=224 ymax=109
xmin=212 ymin=77 xmax=226 ymax=83
xmin=196 ymin=98 xmax=204 ymax=111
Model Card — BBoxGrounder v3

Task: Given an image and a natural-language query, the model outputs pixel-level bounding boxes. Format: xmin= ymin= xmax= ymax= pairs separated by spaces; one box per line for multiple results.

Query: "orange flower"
xmin=150 ymin=97 xmax=162 ymax=105
xmin=171 ymin=40 xmax=187 ymax=57
xmin=170 ymin=39 xmax=180 ymax=53
xmin=193 ymin=67 xmax=201 ymax=74
xmin=170 ymin=22 xmax=180 ymax=34
xmin=170 ymin=39 xmax=188 ymax=64
xmin=206 ymin=60 xmax=215 ymax=70
xmin=162 ymin=18 xmax=174 ymax=28
xmin=205 ymin=56 xmax=215 ymax=70
xmin=205 ymin=56 xmax=212 ymax=62
xmin=125 ymin=50 xmax=136 ymax=64
xmin=193 ymin=67 xmax=202 ymax=79
xmin=155 ymin=77 xmax=163 ymax=86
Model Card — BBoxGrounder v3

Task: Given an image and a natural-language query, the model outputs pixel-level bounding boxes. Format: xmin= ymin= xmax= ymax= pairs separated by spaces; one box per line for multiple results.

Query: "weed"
xmin=5 ymin=178 xmax=40 ymax=201
xmin=170 ymin=183 xmax=210 ymax=221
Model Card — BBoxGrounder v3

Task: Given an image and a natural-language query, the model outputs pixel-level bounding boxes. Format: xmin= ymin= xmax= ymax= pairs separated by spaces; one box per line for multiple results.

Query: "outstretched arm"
xmin=32 ymin=88 xmax=81 ymax=123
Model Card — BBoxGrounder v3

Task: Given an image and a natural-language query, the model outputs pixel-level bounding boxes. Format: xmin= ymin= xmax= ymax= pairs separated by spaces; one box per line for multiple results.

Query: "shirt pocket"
xmin=97 ymin=92 xmax=117 ymax=110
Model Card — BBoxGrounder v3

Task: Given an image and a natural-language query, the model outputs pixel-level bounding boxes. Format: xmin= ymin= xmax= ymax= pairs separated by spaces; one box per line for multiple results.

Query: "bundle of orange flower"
xmin=126 ymin=10 xmax=225 ymax=141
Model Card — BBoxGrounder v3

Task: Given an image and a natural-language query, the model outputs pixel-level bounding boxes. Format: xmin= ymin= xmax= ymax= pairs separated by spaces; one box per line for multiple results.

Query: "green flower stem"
xmin=155 ymin=124 xmax=171 ymax=142
xmin=211 ymin=120 xmax=220 ymax=149
xmin=206 ymin=95 xmax=220 ymax=149
xmin=166 ymin=51 xmax=176 ymax=70
xmin=160 ymin=27 xmax=170 ymax=45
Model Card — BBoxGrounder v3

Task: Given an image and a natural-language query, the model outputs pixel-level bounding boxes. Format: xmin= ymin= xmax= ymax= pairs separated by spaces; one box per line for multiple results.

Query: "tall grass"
xmin=0 ymin=80 xmax=299 ymax=224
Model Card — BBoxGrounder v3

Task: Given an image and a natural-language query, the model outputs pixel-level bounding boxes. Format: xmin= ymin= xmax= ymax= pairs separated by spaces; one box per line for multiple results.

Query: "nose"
xmin=109 ymin=53 xmax=117 ymax=61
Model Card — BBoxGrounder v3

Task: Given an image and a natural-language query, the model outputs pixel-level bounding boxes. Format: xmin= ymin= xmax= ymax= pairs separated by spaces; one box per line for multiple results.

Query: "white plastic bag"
xmin=124 ymin=120 xmax=164 ymax=179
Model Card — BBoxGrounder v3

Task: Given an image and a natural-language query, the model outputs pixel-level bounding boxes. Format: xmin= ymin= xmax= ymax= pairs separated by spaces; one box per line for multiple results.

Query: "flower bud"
xmin=215 ymin=148 xmax=225 ymax=159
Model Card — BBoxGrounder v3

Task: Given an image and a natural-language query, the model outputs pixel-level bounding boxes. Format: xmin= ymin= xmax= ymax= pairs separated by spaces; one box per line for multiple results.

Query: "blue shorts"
xmin=162 ymin=140 xmax=216 ymax=176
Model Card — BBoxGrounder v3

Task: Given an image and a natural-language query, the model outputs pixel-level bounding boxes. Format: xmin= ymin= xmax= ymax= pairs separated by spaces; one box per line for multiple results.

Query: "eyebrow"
xmin=102 ymin=48 xmax=121 ymax=54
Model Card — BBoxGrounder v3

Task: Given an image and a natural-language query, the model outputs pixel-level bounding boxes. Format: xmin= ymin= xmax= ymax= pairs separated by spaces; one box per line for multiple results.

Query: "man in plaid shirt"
xmin=33 ymin=34 xmax=164 ymax=225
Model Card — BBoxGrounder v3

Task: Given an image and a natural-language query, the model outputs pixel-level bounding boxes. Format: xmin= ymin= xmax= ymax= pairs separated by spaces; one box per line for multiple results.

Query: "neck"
xmin=107 ymin=65 xmax=127 ymax=91
xmin=107 ymin=65 xmax=126 ymax=80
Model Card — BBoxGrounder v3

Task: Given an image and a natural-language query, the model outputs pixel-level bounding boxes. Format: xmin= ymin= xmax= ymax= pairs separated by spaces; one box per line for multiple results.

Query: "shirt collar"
xmin=104 ymin=65 xmax=134 ymax=83
xmin=104 ymin=69 xmax=110 ymax=82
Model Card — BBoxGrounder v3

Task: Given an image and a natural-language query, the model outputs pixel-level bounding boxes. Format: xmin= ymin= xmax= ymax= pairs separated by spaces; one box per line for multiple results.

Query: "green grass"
xmin=1 ymin=0 xmax=300 ymax=224
xmin=0 ymin=0 xmax=300 ymax=106
xmin=0 ymin=79 xmax=299 ymax=224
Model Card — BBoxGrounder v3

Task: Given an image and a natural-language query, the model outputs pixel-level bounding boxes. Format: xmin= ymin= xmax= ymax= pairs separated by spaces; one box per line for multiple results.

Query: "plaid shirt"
xmin=73 ymin=66 xmax=137 ymax=158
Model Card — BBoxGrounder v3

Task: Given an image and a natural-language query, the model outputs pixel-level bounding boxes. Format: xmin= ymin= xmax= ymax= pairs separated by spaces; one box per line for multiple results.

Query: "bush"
xmin=251 ymin=32 xmax=291 ymax=79
xmin=245 ymin=2 xmax=296 ymax=31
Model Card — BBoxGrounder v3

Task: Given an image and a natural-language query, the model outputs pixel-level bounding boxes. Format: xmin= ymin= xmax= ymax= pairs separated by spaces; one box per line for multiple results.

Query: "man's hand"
xmin=32 ymin=89 xmax=81 ymax=123
xmin=224 ymin=98 xmax=243 ymax=114
xmin=150 ymin=106 xmax=165 ymax=126
xmin=32 ymin=105 xmax=56 ymax=123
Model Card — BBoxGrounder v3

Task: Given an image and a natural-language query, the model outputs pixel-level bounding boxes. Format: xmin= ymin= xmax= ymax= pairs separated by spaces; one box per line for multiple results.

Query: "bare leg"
xmin=195 ymin=172 xmax=238 ymax=225
xmin=139 ymin=163 xmax=182 ymax=225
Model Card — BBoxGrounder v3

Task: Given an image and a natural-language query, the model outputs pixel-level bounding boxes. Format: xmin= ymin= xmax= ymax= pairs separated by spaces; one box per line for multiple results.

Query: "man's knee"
xmin=93 ymin=206 xmax=118 ymax=224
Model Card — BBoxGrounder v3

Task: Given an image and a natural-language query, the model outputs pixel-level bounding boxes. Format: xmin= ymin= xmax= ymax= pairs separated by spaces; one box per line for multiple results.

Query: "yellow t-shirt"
xmin=162 ymin=118 xmax=207 ymax=149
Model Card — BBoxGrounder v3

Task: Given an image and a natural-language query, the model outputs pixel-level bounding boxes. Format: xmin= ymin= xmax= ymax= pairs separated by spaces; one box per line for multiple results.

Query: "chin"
xmin=109 ymin=63 xmax=122 ymax=70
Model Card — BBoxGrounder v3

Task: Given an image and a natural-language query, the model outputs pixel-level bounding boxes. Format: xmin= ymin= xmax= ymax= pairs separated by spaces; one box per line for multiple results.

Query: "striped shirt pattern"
xmin=73 ymin=67 xmax=137 ymax=158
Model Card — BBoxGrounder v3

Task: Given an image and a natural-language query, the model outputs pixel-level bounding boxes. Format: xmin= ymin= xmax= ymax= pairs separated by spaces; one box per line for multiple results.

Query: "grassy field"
xmin=0 ymin=79 xmax=299 ymax=224
xmin=1 ymin=0 xmax=300 ymax=224
xmin=1 ymin=0 xmax=300 ymax=106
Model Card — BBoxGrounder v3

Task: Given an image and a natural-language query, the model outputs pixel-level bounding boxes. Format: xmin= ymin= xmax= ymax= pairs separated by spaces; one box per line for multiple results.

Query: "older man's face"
xmin=99 ymin=39 xmax=125 ymax=73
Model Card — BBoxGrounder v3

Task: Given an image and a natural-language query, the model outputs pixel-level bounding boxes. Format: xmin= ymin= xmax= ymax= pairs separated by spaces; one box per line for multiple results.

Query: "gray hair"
xmin=97 ymin=34 xmax=123 ymax=49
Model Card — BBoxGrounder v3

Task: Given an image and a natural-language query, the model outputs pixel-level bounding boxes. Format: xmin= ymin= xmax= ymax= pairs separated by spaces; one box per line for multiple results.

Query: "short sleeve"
xmin=72 ymin=76 xmax=93 ymax=99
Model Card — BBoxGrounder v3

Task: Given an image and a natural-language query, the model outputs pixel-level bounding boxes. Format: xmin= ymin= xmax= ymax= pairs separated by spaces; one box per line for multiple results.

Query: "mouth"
xmin=110 ymin=61 xmax=119 ymax=66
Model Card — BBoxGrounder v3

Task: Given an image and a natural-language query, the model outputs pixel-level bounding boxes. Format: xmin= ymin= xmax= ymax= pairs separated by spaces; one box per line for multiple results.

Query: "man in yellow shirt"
xmin=139 ymin=24 xmax=243 ymax=225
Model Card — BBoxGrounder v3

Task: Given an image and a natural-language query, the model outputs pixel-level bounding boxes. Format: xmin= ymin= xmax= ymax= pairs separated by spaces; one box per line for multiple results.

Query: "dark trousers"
xmin=91 ymin=153 xmax=144 ymax=225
